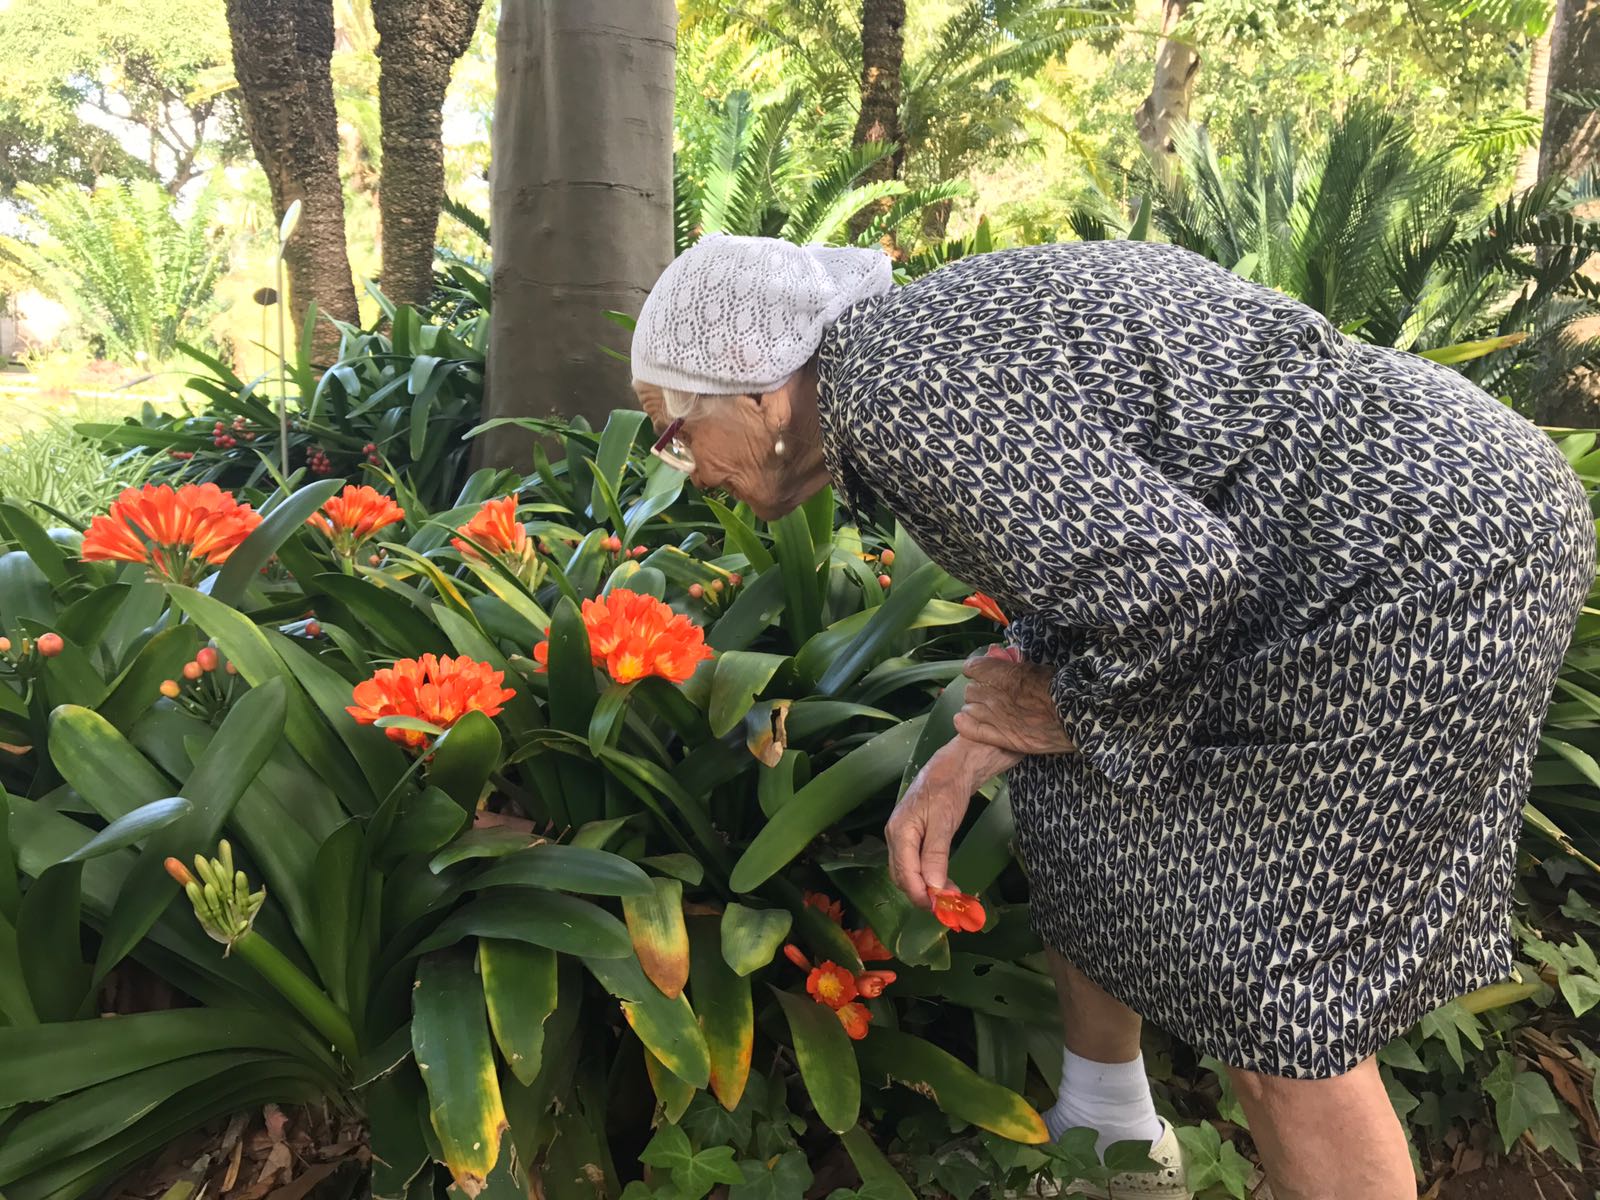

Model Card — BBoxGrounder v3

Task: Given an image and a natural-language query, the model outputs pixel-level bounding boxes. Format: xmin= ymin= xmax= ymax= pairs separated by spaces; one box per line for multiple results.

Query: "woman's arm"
xmin=886 ymin=733 xmax=1021 ymax=909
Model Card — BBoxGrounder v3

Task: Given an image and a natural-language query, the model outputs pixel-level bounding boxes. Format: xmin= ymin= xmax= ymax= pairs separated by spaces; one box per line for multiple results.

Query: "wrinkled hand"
xmin=954 ymin=648 xmax=1075 ymax=756
xmin=887 ymin=735 xmax=1021 ymax=909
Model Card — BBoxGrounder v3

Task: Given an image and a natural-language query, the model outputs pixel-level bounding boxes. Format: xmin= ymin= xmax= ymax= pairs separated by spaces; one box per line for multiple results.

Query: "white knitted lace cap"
xmin=631 ymin=233 xmax=893 ymax=395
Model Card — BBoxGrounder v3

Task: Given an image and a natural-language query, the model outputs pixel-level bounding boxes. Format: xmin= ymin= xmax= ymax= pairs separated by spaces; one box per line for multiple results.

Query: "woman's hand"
xmin=887 ymin=735 xmax=1021 ymax=909
xmin=954 ymin=650 xmax=1075 ymax=756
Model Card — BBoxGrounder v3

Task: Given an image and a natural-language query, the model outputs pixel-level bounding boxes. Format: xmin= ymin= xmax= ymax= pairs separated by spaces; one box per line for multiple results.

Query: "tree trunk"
xmin=223 ymin=0 xmax=359 ymax=362
xmin=481 ymin=0 xmax=676 ymax=469
xmin=845 ymin=0 xmax=906 ymax=246
xmin=373 ymin=0 xmax=483 ymax=309
xmin=1134 ymin=0 xmax=1201 ymax=183
xmin=1535 ymin=0 xmax=1600 ymax=426
xmin=1513 ymin=32 xmax=1551 ymax=194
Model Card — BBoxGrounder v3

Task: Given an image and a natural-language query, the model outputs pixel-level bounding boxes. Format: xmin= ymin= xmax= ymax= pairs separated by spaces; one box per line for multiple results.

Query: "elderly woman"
xmin=628 ymin=233 xmax=1593 ymax=1200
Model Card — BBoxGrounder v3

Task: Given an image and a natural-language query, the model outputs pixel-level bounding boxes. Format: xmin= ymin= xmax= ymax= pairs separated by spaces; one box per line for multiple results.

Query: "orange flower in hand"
xmin=806 ymin=961 xmax=859 ymax=1010
xmin=804 ymin=891 xmax=844 ymax=924
xmin=82 ymin=483 xmax=261 ymax=585
xmin=853 ymin=969 xmax=897 ymax=998
xmin=847 ymin=926 xmax=894 ymax=962
xmin=532 ymin=588 xmax=712 ymax=685
xmin=962 ymin=592 xmax=1009 ymax=626
xmin=347 ymin=653 xmax=516 ymax=750
xmin=928 ymin=885 xmax=986 ymax=933
xmin=309 ymin=485 xmax=404 ymax=556
xmin=835 ymin=1001 xmax=872 ymax=1040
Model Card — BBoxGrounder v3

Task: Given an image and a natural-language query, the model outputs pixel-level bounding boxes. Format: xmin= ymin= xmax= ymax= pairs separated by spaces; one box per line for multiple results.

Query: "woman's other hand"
xmin=955 ymin=648 xmax=1075 ymax=755
xmin=888 ymin=735 xmax=1021 ymax=909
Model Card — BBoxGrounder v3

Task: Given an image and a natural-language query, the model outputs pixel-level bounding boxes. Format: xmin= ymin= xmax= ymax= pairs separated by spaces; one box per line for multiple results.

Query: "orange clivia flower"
xmin=847 ymin=925 xmax=894 ymax=962
xmin=835 ymin=1001 xmax=872 ymax=1040
xmin=163 ymin=856 xmax=194 ymax=886
xmin=783 ymin=943 xmax=812 ymax=971
xmin=804 ymin=891 xmax=844 ymax=924
xmin=451 ymin=496 xmax=536 ymax=578
xmin=928 ymin=885 xmax=987 ymax=933
xmin=308 ymin=485 xmax=404 ymax=556
xmin=962 ymin=592 xmax=1009 ymax=626
xmin=854 ymin=969 xmax=897 ymax=998
xmin=81 ymin=483 xmax=262 ymax=585
xmin=532 ymin=588 xmax=712 ymax=685
xmin=346 ymin=653 xmax=516 ymax=750
xmin=806 ymin=961 xmax=859 ymax=1010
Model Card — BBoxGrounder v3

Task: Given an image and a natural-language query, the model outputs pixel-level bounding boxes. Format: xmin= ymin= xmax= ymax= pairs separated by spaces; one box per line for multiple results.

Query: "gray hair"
xmin=660 ymin=370 xmax=802 ymax=421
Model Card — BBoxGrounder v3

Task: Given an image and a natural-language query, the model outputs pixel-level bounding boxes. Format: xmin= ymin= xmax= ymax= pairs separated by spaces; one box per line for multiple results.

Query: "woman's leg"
xmin=1227 ymin=1058 xmax=1414 ymax=1200
xmin=1045 ymin=947 xmax=1143 ymax=1062
xmin=1042 ymin=949 xmax=1166 ymax=1156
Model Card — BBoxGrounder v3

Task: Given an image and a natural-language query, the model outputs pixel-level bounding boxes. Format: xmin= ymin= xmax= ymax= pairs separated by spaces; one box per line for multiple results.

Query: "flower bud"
xmin=225 ymin=661 xmax=238 ymax=675
xmin=878 ymin=574 xmax=892 ymax=589
xmin=159 ymin=679 xmax=181 ymax=698
xmin=0 ymin=637 xmax=11 ymax=653
xmin=36 ymin=632 xmax=63 ymax=657
xmin=879 ymin=549 xmax=895 ymax=566
xmin=688 ymin=583 xmax=704 ymax=599
xmin=306 ymin=621 xmax=322 ymax=637
xmin=182 ymin=661 xmax=202 ymax=681
xmin=164 ymin=856 xmax=194 ymax=886
xmin=195 ymin=647 xmax=219 ymax=671
xmin=728 ymin=573 xmax=742 ymax=587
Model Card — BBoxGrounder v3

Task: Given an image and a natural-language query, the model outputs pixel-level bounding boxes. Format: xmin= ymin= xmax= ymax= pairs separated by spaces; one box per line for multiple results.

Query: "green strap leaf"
xmin=720 ymin=902 xmax=793 ymax=976
xmin=730 ymin=718 xmax=925 ymax=892
xmin=707 ymin=651 xmax=788 ymax=738
xmin=772 ymin=987 xmax=859 ymax=1133
xmin=584 ymin=952 xmax=711 ymax=1089
xmin=411 ymin=890 xmax=631 ymax=959
xmin=413 ymin=950 xmax=510 ymax=1194
xmin=210 ymin=478 xmax=343 ymax=607
xmin=473 ymin=843 xmax=653 ymax=897
xmin=623 ymin=876 xmax=690 ymax=999
xmin=856 ymin=1027 xmax=1048 ymax=1144
xmin=815 ymin=563 xmax=947 ymax=696
xmin=480 ymin=938 xmax=557 ymax=1087
xmin=428 ymin=710 xmax=502 ymax=813
xmin=688 ymin=915 xmax=754 ymax=1111
xmin=59 ymin=797 xmax=192 ymax=864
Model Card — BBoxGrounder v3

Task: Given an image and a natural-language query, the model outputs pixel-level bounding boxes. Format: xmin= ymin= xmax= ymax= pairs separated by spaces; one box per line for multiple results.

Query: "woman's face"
xmin=634 ymin=384 xmax=792 ymax=518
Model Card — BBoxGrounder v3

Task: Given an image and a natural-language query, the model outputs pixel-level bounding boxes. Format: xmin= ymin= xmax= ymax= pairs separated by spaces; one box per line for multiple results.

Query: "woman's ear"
xmin=633 ymin=381 xmax=668 ymax=429
xmin=755 ymin=382 xmax=794 ymax=439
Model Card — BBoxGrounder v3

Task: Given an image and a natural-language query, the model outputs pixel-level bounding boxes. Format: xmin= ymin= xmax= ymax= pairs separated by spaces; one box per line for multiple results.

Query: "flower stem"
xmin=232 ymin=929 xmax=359 ymax=1063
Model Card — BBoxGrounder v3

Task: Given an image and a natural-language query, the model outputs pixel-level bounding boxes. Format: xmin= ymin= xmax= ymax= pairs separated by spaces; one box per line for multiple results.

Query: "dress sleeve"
xmin=863 ymin=371 xmax=1246 ymax=785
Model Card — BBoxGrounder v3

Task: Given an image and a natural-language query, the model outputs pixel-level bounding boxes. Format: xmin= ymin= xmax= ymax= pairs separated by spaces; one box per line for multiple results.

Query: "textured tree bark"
xmin=223 ymin=0 xmax=359 ymax=362
xmin=845 ymin=0 xmax=906 ymax=246
xmin=1133 ymin=0 xmax=1201 ymax=183
xmin=372 ymin=0 xmax=483 ymax=309
xmin=1535 ymin=0 xmax=1600 ymax=425
xmin=1513 ymin=33 xmax=1550 ymax=194
xmin=481 ymin=0 xmax=676 ymax=470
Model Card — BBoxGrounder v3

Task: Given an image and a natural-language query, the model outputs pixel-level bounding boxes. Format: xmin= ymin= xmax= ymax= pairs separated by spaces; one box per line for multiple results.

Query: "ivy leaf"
xmin=639 ymin=1126 xmax=745 ymax=1200
xmin=978 ymin=1131 xmax=1049 ymax=1175
xmin=1101 ymin=1139 xmax=1162 ymax=1174
xmin=929 ymin=1148 xmax=990 ymax=1200
xmin=1376 ymin=1036 xmax=1426 ymax=1073
xmin=1559 ymin=971 xmax=1600 ymax=1017
xmin=1173 ymin=1121 xmax=1223 ymax=1192
xmin=1483 ymin=1053 xmax=1563 ymax=1152
xmin=1043 ymin=1127 xmax=1107 ymax=1187
xmin=1560 ymin=888 xmax=1600 ymax=928
xmin=728 ymin=1152 xmax=812 ymax=1200
xmin=681 ymin=1091 xmax=753 ymax=1154
xmin=1418 ymin=1000 xmax=1482 ymax=1070
xmin=1563 ymin=934 xmax=1599 ymax=977
xmin=1381 ymin=1065 xmax=1421 ymax=1120
xmin=1214 ymin=1137 xmax=1256 ymax=1199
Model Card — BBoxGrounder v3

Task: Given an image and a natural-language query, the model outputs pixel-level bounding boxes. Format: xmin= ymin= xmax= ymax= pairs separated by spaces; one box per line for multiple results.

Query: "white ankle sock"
xmin=1043 ymin=1048 xmax=1165 ymax=1157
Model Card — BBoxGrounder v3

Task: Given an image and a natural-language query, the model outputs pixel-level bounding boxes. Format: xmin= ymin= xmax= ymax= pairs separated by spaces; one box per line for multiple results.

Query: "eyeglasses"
xmin=651 ymin=417 xmax=695 ymax=472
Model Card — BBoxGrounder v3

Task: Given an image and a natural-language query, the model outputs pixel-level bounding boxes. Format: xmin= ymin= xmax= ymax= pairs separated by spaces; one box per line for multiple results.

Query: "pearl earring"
xmin=774 ymin=437 xmax=786 ymax=456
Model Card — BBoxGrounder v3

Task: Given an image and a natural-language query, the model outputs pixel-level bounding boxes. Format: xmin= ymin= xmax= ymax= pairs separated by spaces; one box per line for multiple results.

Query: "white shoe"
xmin=1054 ymin=1119 xmax=1193 ymax=1200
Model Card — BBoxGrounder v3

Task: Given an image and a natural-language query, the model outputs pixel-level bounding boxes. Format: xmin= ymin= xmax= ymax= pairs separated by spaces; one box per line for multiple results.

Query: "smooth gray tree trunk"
xmin=481 ymin=0 xmax=676 ymax=471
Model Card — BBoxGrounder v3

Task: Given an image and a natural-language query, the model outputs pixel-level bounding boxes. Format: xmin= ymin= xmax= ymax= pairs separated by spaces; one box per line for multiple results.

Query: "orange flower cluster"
xmin=928 ymin=885 xmax=987 ymax=933
xmin=309 ymin=485 xmax=405 ymax=556
xmin=346 ymin=654 xmax=516 ymax=750
xmin=452 ymin=496 xmax=528 ymax=561
xmin=81 ymin=483 xmax=262 ymax=585
xmin=533 ymin=588 xmax=712 ymax=685
xmin=962 ymin=592 xmax=1009 ymax=626
xmin=786 ymin=891 xmax=899 ymax=1039
xmin=805 ymin=890 xmax=893 ymax=963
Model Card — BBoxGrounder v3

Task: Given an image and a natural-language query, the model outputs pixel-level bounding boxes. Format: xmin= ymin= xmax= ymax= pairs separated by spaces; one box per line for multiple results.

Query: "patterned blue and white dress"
xmin=812 ymin=240 xmax=1595 ymax=1079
